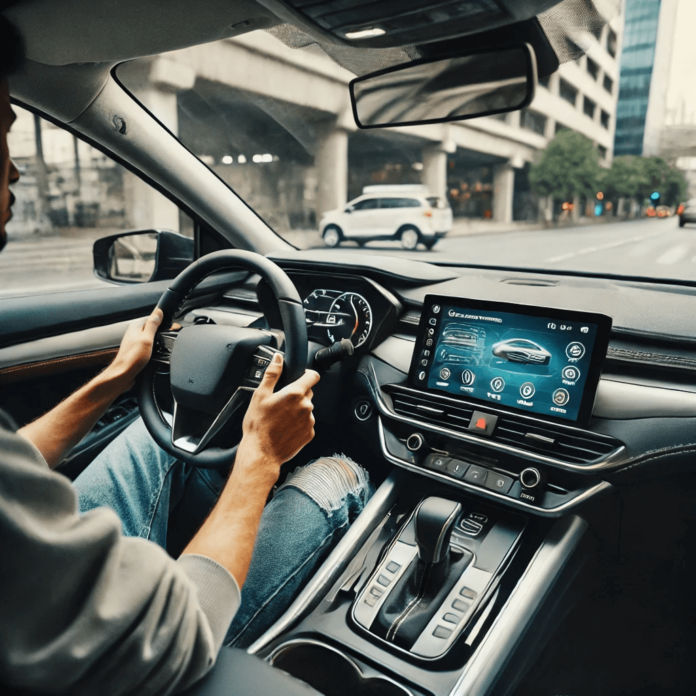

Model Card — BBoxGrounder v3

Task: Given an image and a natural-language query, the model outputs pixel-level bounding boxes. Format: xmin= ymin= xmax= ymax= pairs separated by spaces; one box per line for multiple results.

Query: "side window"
xmin=5 ymin=106 xmax=193 ymax=298
xmin=352 ymin=199 xmax=378 ymax=211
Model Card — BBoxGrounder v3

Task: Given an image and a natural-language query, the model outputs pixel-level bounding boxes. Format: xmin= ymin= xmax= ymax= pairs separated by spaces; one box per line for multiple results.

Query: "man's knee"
xmin=279 ymin=455 xmax=372 ymax=514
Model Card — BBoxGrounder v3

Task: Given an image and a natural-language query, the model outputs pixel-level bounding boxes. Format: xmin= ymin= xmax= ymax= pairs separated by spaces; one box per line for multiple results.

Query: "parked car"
xmin=320 ymin=185 xmax=452 ymax=250
xmin=679 ymin=199 xmax=696 ymax=227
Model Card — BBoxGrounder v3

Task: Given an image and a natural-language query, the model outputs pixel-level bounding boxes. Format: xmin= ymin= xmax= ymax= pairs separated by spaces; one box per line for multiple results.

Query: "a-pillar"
xmin=121 ymin=58 xmax=195 ymax=232
xmin=422 ymin=146 xmax=448 ymax=200
xmin=493 ymin=162 xmax=514 ymax=223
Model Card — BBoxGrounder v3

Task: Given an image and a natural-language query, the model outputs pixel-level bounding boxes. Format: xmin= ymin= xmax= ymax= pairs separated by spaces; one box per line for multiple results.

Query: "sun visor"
xmin=265 ymin=0 xmax=621 ymax=78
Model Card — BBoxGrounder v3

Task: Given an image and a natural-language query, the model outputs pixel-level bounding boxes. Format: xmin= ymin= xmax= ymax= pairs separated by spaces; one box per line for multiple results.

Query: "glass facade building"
xmin=614 ymin=0 xmax=662 ymax=156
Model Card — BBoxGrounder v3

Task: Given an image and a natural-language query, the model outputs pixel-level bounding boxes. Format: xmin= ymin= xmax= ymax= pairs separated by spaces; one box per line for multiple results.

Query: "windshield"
xmin=116 ymin=2 xmax=696 ymax=284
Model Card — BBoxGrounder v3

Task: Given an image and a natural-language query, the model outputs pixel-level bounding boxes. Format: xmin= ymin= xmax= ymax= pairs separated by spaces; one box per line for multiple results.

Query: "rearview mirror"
xmin=350 ymin=44 xmax=536 ymax=129
xmin=93 ymin=229 xmax=194 ymax=284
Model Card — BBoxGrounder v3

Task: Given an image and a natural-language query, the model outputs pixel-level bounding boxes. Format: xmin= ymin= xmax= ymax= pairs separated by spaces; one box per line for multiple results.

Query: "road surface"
xmin=2 ymin=218 xmax=694 ymax=299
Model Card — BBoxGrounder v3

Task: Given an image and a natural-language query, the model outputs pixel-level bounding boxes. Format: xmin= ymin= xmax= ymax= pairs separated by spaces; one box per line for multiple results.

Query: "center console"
xmin=239 ymin=296 xmax=617 ymax=696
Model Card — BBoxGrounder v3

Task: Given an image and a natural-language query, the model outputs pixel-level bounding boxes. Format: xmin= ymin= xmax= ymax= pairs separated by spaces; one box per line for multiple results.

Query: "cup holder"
xmin=269 ymin=640 xmax=412 ymax=696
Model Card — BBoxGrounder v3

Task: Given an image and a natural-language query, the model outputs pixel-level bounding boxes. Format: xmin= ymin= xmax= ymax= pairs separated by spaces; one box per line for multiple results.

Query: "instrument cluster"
xmin=303 ymin=289 xmax=373 ymax=348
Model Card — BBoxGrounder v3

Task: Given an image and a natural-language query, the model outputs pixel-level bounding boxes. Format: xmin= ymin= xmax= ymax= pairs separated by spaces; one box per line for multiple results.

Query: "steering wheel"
xmin=137 ymin=250 xmax=308 ymax=468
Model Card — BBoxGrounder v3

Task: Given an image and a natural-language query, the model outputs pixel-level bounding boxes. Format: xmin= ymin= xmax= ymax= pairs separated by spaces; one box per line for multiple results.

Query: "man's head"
xmin=0 ymin=14 xmax=24 ymax=251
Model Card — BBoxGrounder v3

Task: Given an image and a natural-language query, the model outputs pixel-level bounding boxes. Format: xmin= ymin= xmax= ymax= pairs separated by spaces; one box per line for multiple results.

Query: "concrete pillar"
xmin=315 ymin=126 xmax=348 ymax=217
xmin=572 ymin=194 xmax=581 ymax=221
xmin=493 ymin=162 xmax=514 ymax=223
xmin=125 ymin=57 xmax=195 ymax=232
xmin=422 ymin=146 xmax=448 ymax=199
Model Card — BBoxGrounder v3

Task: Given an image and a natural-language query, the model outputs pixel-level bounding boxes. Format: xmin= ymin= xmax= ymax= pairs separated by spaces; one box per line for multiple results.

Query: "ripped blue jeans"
xmin=73 ymin=418 xmax=373 ymax=647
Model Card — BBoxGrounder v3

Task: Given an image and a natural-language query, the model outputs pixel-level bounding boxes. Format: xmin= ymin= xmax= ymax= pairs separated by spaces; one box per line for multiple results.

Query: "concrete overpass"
xmin=119 ymin=32 xmax=550 ymax=233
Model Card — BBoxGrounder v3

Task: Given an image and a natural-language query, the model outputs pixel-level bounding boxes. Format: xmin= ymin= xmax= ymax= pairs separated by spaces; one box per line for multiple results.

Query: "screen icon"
xmin=418 ymin=371 xmax=426 ymax=381
xmin=428 ymin=328 xmax=435 ymax=336
xmin=562 ymin=366 xmax=580 ymax=381
xmin=580 ymin=326 xmax=589 ymax=333
xmin=425 ymin=339 xmax=433 ymax=347
xmin=552 ymin=388 xmax=570 ymax=406
xmin=440 ymin=367 xmax=451 ymax=380
xmin=490 ymin=377 xmax=505 ymax=393
xmin=566 ymin=342 xmax=586 ymax=360
xmin=423 ymin=350 xmax=430 ymax=357
xmin=461 ymin=369 xmax=475 ymax=386
xmin=520 ymin=382 xmax=535 ymax=399
xmin=432 ymin=305 xmax=441 ymax=314
xmin=420 ymin=359 xmax=428 ymax=366
xmin=429 ymin=318 xmax=437 ymax=326
xmin=547 ymin=323 xmax=556 ymax=330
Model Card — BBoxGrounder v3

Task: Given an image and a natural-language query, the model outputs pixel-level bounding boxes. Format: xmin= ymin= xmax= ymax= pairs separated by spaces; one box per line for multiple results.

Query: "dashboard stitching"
xmin=616 ymin=444 xmax=696 ymax=472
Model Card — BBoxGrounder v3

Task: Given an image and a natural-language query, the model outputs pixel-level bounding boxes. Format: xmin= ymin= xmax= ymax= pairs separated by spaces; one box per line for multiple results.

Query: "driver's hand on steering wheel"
xmin=238 ymin=353 xmax=320 ymax=480
xmin=106 ymin=308 xmax=164 ymax=392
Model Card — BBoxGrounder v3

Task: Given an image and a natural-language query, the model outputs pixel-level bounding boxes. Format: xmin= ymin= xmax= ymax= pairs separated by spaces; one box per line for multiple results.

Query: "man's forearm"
xmin=181 ymin=441 xmax=280 ymax=587
xmin=18 ymin=365 xmax=130 ymax=468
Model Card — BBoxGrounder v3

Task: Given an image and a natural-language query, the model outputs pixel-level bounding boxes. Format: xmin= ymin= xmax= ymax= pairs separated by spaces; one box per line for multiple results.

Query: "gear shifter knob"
xmin=415 ymin=497 xmax=462 ymax=564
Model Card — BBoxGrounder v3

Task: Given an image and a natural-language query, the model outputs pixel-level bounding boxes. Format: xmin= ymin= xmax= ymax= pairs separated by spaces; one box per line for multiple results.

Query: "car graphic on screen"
xmin=491 ymin=338 xmax=551 ymax=365
xmin=441 ymin=323 xmax=486 ymax=349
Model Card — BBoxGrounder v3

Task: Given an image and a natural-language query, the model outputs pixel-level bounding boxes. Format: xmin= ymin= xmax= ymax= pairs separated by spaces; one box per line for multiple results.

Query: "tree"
xmin=602 ymin=155 xmax=688 ymax=209
xmin=530 ymin=130 xmax=602 ymax=203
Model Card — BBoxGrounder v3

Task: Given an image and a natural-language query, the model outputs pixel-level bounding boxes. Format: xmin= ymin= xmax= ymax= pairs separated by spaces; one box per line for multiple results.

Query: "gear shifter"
xmin=415 ymin=497 xmax=462 ymax=564
xmin=371 ymin=496 xmax=471 ymax=650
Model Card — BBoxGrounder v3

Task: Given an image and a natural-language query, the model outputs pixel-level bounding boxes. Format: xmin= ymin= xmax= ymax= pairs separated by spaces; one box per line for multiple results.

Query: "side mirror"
xmin=344 ymin=207 xmax=353 ymax=214
xmin=93 ymin=229 xmax=194 ymax=284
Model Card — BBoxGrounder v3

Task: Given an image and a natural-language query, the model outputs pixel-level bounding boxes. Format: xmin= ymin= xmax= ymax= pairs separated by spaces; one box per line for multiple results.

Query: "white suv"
xmin=320 ymin=185 xmax=453 ymax=250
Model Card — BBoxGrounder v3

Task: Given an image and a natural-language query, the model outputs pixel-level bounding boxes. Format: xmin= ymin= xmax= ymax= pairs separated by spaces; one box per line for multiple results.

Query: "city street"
xmin=311 ymin=217 xmax=696 ymax=282
xmin=3 ymin=218 xmax=696 ymax=299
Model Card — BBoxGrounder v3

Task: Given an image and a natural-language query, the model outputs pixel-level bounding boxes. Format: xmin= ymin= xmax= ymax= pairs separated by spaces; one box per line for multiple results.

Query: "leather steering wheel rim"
xmin=138 ymin=250 xmax=308 ymax=468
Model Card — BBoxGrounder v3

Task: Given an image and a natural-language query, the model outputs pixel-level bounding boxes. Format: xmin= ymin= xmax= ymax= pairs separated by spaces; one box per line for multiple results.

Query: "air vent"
xmin=383 ymin=384 xmax=623 ymax=466
xmin=501 ymin=278 xmax=559 ymax=287
xmin=389 ymin=389 xmax=474 ymax=432
xmin=400 ymin=311 xmax=421 ymax=326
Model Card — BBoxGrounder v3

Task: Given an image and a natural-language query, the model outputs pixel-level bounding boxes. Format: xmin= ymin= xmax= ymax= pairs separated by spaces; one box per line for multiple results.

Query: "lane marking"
xmin=656 ymin=243 xmax=691 ymax=265
xmin=543 ymin=231 xmax=662 ymax=263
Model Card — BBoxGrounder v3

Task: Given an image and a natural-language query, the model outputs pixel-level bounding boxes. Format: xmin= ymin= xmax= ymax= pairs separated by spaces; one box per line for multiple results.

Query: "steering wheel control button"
xmin=365 ymin=594 xmax=378 ymax=607
xmin=566 ymin=342 xmax=586 ymax=360
xmin=370 ymin=586 xmax=384 ymax=598
xmin=406 ymin=433 xmax=425 ymax=452
xmin=519 ymin=382 xmax=535 ymax=399
xmin=424 ymin=454 xmax=450 ymax=471
xmin=484 ymin=472 xmax=513 ymax=494
xmin=562 ymin=365 xmax=580 ymax=382
xmin=463 ymin=465 xmax=489 ymax=486
xmin=439 ymin=367 xmax=451 ymax=381
xmin=461 ymin=369 xmax=475 ymax=386
xmin=376 ymin=574 xmax=392 ymax=587
xmin=552 ymin=388 xmax=570 ymax=407
xmin=460 ymin=587 xmax=477 ymax=600
xmin=386 ymin=561 xmax=401 ymax=573
xmin=490 ymin=376 xmax=505 ymax=393
xmin=445 ymin=459 xmax=469 ymax=479
xmin=442 ymin=612 xmax=461 ymax=625
xmin=354 ymin=400 xmax=373 ymax=422
xmin=467 ymin=411 xmax=498 ymax=437
xmin=433 ymin=626 xmax=453 ymax=640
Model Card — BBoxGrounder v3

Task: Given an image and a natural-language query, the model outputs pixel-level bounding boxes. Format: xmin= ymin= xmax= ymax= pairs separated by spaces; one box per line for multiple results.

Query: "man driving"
xmin=0 ymin=14 xmax=371 ymax=695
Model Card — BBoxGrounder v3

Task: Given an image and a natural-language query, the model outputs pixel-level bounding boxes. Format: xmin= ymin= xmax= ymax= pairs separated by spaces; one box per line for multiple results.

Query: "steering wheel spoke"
xmin=138 ymin=250 xmax=306 ymax=468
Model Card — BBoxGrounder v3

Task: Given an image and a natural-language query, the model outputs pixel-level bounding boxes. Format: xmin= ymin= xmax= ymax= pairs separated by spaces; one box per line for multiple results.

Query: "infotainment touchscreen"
xmin=408 ymin=295 xmax=612 ymax=425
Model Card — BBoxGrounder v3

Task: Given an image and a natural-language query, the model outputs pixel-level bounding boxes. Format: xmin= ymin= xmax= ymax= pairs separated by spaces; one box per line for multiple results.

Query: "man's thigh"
xmin=73 ymin=417 xmax=184 ymax=542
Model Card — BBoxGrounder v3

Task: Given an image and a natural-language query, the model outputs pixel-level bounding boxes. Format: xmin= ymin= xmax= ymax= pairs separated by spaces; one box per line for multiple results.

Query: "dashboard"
xmin=212 ymin=253 xmax=696 ymax=519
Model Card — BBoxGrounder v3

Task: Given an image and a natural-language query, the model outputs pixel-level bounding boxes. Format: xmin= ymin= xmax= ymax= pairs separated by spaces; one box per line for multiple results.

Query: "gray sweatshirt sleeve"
xmin=0 ymin=419 xmax=241 ymax=695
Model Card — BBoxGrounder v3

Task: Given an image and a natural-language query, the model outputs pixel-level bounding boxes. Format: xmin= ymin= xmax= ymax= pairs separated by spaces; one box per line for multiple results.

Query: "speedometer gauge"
xmin=326 ymin=292 xmax=373 ymax=347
